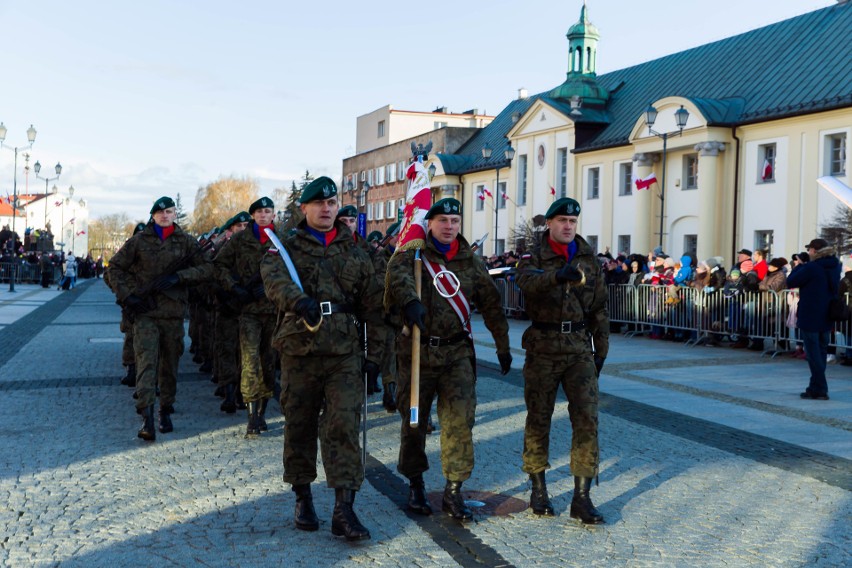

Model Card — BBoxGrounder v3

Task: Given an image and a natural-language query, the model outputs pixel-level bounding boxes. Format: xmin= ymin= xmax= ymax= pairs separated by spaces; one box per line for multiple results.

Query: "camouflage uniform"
xmin=261 ymin=221 xmax=383 ymax=490
xmin=516 ymin=232 xmax=609 ymax=479
xmin=386 ymin=234 xmax=510 ymax=482
xmin=214 ymin=224 xmax=277 ymax=404
xmin=108 ymin=222 xmax=212 ymax=410
xmin=374 ymin=246 xmax=398 ymax=390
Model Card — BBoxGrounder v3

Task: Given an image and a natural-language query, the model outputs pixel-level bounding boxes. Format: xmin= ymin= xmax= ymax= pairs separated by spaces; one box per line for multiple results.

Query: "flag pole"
xmin=409 ymin=249 xmax=422 ymax=427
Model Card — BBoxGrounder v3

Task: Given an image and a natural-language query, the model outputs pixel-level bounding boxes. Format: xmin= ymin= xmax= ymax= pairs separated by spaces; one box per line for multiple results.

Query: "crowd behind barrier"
xmin=491 ymin=279 xmax=852 ymax=358
xmin=0 ymin=261 xmax=62 ymax=285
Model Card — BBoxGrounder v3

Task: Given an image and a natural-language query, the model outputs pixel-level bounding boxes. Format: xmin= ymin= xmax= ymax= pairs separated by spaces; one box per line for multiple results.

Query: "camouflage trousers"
xmin=396 ymin=355 xmax=476 ymax=482
xmin=214 ymin=309 xmax=241 ymax=387
xmin=133 ymin=316 xmax=185 ymax=409
xmin=121 ymin=314 xmax=135 ymax=367
xmin=380 ymin=325 xmax=397 ymax=388
xmin=522 ymin=350 xmax=599 ymax=478
xmin=239 ymin=312 xmax=276 ymax=403
xmin=280 ymin=352 xmax=363 ymax=490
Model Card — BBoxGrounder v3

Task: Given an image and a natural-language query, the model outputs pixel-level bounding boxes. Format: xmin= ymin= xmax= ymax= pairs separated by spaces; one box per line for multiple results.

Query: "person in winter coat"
xmin=786 ymin=239 xmax=840 ymax=400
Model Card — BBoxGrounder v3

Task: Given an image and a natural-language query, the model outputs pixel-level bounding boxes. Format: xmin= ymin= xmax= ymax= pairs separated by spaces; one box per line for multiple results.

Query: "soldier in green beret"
xmin=386 ymin=197 xmax=512 ymax=521
xmin=108 ymin=196 xmax=212 ymax=441
xmin=209 ymin=211 xmax=252 ymax=413
xmin=260 ymin=176 xmax=384 ymax=541
xmin=214 ymin=196 xmax=280 ymax=436
xmin=516 ymin=197 xmax=609 ymax=524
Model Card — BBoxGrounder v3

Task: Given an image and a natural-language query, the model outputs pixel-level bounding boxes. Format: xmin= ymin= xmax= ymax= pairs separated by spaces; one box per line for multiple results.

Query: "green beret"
xmin=249 ymin=197 xmax=274 ymax=214
xmin=150 ymin=196 xmax=176 ymax=214
xmin=337 ymin=205 xmax=358 ymax=218
xmin=367 ymin=230 xmax=383 ymax=243
xmin=545 ymin=197 xmax=581 ymax=219
xmin=133 ymin=223 xmax=147 ymax=235
xmin=232 ymin=211 xmax=251 ymax=225
xmin=386 ymin=221 xmax=401 ymax=237
xmin=300 ymin=176 xmax=338 ymax=203
xmin=425 ymin=198 xmax=461 ymax=220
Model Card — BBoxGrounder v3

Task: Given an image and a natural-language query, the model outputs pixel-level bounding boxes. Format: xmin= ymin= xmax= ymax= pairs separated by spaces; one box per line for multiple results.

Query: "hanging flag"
xmin=481 ymin=186 xmax=493 ymax=199
xmin=501 ymin=190 xmax=509 ymax=201
xmin=476 ymin=189 xmax=485 ymax=201
xmin=54 ymin=200 xmax=62 ymax=207
xmin=761 ymin=159 xmax=773 ymax=181
xmin=635 ymin=173 xmax=658 ymax=190
xmin=550 ymin=186 xmax=556 ymax=196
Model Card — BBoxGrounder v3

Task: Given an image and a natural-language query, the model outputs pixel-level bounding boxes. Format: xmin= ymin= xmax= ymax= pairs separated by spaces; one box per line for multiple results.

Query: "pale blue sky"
xmin=0 ymin=0 xmax=836 ymax=220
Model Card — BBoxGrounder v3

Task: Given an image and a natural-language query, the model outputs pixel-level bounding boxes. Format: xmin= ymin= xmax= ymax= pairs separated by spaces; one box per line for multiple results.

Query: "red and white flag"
xmin=76 ymin=230 xmax=86 ymax=236
xmin=501 ymin=190 xmax=509 ymax=201
xmin=476 ymin=189 xmax=486 ymax=201
xmin=761 ymin=159 xmax=773 ymax=181
xmin=635 ymin=173 xmax=657 ymax=190
xmin=396 ymin=160 xmax=432 ymax=252
xmin=550 ymin=186 xmax=556 ymax=196
xmin=481 ymin=186 xmax=493 ymax=199
xmin=54 ymin=200 xmax=62 ymax=207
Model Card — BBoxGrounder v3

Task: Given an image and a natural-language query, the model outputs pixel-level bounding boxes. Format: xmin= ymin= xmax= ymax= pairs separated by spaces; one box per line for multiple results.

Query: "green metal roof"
xmin=447 ymin=3 xmax=852 ymax=170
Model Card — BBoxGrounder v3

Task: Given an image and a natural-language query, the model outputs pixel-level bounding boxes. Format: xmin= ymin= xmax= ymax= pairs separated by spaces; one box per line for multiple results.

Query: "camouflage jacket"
xmin=516 ymin=232 xmax=609 ymax=358
xmin=214 ymin=223 xmax=277 ymax=315
xmin=260 ymin=221 xmax=384 ymax=361
xmin=107 ymin=222 xmax=212 ymax=319
xmin=385 ymin=233 xmax=510 ymax=364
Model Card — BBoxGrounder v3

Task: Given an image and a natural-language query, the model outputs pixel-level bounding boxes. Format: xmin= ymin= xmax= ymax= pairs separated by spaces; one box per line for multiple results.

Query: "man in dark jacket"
xmin=786 ymin=238 xmax=840 ymax=400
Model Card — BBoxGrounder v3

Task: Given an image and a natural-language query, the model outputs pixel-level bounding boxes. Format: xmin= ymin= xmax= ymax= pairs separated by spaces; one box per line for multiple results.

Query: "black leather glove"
xmin=251 ymin=283 xmax=266 ymax=301
xmin=153 ymin=274 xmax=180 ymax=291
xmin=364 ymin=360 xmax=381 ymax=395
xmin=497 ymin=352 xmax=513 ymax=375
xmin=232 ymin=285 xmax=253 ymax=305
xmin=594 ymin=355 xmax=605 ymax=376
xmin=124 ymin=294 xmax=150 ymax=314
xmin=556 ymin=263 xmax=583 ymax=284
xmin=294 ymin=297 xmax=321 ymax=327
xmin=403 ymin=300 xmax=426 ymax=332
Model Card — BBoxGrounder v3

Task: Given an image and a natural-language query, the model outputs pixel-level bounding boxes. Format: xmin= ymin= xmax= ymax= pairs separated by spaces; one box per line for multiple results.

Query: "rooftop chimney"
xmin=518 ymin=88 xmax=529 ymax=100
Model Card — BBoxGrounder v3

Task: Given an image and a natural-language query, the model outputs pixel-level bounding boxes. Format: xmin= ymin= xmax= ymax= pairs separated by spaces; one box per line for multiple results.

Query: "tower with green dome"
xmin=548 ymin=2 xmax=609 ymax=107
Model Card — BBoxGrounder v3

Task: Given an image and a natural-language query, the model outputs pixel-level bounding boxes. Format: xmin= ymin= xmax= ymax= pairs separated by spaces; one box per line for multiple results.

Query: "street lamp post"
xmin=643 ymin=104 xmax=690 ymax=248
xmin=34 ymin=160 xmax=62 ymax=231
xmin=0 ymin=122 xmax=38 ymax=292
xmin=481 ymin=143 xmax=516 ymax=255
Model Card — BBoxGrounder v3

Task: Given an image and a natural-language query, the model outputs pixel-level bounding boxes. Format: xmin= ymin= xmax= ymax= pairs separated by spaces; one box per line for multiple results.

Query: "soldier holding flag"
xmin=386 ymin=150 xmax=512 ymax=521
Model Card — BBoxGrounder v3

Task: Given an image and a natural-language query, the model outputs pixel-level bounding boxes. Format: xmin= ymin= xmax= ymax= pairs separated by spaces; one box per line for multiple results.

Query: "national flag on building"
xmin=481 ymin=186 xmax=493 ymax=198
xmin=761 ymin=159 xmax=773 ymax=181
xmin=76 ymin=230 xmax=86 ymax=236
xmin=501 ymin=190 xmax=509 ymax=201
xmin=476 ymin=189 xmax=486 ymax=201
xmin=635 ymin=173 xmax=658 ymax=190
xmin=54 ymin=200 xmax=62 ymax=207
xmin=550 ymin=186 xmax=556 ymax=196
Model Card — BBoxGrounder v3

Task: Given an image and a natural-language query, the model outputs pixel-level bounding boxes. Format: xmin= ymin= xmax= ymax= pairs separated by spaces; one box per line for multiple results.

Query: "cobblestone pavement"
xmin=0 ymin=281 xmax=849 ymax=567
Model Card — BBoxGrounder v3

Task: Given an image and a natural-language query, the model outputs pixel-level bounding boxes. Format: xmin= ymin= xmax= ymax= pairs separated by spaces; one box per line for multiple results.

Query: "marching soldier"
xmin=385 ymin=198 xmax=512 ymax=521
xmin=516 ymin=197 xmax=609 ymax=524
xmin=108 ymin=197 xmax=212 ymax=441
xmin=260 ymin=176 xmax=383 ymax=541
xmin=211 ymin=211 xmax=251 ymax=413
xmin=214 ymin=198 xmax=278 ymax=436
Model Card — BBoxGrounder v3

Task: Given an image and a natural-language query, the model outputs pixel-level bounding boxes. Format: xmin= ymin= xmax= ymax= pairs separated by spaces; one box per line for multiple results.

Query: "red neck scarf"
xmin=445 ymin=238 xmax=460 ymax=261
xmin=256 ymin=224 xmax=274 ymax=245
xmin=325 ymin=227 xmax=338 ymax=247
xmin=548 ymin=236 xmax=568 ymax=260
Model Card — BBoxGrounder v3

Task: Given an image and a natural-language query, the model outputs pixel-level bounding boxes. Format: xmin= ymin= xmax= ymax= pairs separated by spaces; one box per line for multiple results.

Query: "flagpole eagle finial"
xmin=411 ymin=140 xmax=433 ymax=162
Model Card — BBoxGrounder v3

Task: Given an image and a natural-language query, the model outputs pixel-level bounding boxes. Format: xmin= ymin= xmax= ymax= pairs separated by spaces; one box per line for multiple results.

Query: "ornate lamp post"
xmin=0 ymin=122 xmax=37 ymax=292
xmin=481 ymin=143 xmax=516 ymax=255
xmin=34 ymin=160 xmax=62 ymax=231
xmin=642 ymin=104 xmax=690 ymax=247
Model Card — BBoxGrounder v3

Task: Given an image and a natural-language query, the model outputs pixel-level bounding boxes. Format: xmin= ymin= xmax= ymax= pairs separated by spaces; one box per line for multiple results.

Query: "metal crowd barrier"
xmin=0 ymin=262 xmax=62 ymax=285
xmin=495 ymin=279 xmax=844 ymax=358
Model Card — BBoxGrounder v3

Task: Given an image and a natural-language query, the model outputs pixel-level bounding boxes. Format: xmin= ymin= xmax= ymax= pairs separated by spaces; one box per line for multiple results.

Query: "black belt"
xmin=531 ymin=320 xmax=588 ymax=333
xmin=319 ymin=302 xmax=353 ymax=315
xmin=421 ymin=331 xmax=470 ymax=347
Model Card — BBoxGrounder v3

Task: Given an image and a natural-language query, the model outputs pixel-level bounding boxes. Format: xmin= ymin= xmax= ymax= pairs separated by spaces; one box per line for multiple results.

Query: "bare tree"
xmin=820 ymin=203 xmax=852 ymax=254
xmin=508 ymin=216 xmax=546 ymax=255
xmin=88 ymin=213 xmax=137 ymax=261
xmin=191 ymin=176 xmax=259 ymax=234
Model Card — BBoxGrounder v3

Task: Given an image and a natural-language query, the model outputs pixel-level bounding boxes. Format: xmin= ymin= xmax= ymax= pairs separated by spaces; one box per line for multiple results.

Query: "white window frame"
xmin=618 ymin=235 xmax=631 ymax=255
xmin=475 ymin=184 xmax=485 ymax=211
xmin=398 ymin=161 xmax=406 ymax=181
xmin=517 ymin=155 xmax=528 ymax=206
xmin=683 ymin=154 xmax=699 ymax=189
xmin=556 ymin=148 xmax=568 ymax=198
xmin=587 ymin=166 xmax=600 ymax=200
xmin=827 ymin=133 xmax=847 ymax=177
xmin=618 ymin=162 xmax=632 ymax=196
xmin=758 ymin=143 xmax=776 ymax=183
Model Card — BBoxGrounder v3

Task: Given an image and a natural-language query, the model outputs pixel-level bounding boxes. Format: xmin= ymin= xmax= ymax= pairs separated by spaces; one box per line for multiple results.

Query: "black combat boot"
xmin=137 ymin=405 xmax=156 ymax=441
xmin=257 ymin=398 xmax=269 ymax=431
xmin=570 ymin=476 xmax=604 ymax=524
xmin=407 ymin=474 xmax=432 ymax=515
xmin=245 ymin=401 xmax=260 ymax=438
xmin=120 ymin=364 xmax=136 ymax=387
xmin=441 ymin=480 xmax=472 ymax=521
xmin=382 ymin=382 xmax=397 ymax=413
xmin=220 ymin=384 xmax=237 ymax=414
xmin=192 ymin=352 xmax=203 ymax=364
xmin=292 ymin=484 xmax=319 ymax=531
xmin=158 ymin=406 xmax=173 ymax=433
xmin=331 ymin=489 xmax=370 ymax=541
xmin=529 ymin=472 xmax=555 ymax=517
